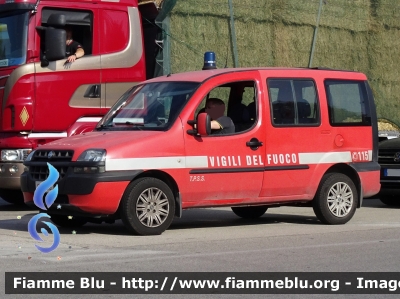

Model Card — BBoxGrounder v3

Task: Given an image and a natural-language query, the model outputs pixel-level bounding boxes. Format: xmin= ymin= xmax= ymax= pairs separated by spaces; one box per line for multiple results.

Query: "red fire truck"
xmin=21 ymin=67 xmax=381 ymax=235
xmin=0 ymin=0 xmax=163 ymax=203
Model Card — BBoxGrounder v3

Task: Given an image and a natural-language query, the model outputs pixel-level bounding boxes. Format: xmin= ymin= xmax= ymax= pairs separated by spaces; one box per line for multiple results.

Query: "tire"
xmin=379 ymin=195 xmax=400 ymax=206
xmin=121 ymin=178 xmax=175 ymax=235
xmin=0 ymin=189 xmax=25 ymax=205
xmin=49 ymin=214 xmax=87 ymax=228
xmin=313 ymin=173 xmax=358 ymax=225
xmin=231 ymin=206 xmax=268 ymax=219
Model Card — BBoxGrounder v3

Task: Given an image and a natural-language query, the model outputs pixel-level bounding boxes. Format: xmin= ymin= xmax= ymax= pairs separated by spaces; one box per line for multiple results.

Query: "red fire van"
xmin=21 ymin=67 xmax=381 ymax=235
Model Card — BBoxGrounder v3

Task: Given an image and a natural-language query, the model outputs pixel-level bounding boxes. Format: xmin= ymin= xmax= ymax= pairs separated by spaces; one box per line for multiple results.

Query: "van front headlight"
xmin=77 ymin=149 xmax=106 ymax=162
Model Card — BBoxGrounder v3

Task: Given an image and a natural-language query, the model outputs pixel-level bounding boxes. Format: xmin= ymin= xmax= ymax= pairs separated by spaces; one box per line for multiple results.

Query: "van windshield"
xmin=97 ymin=82 xmax=200 ymax=131
xmin=0 ymin=12 xmax=28 ymax=67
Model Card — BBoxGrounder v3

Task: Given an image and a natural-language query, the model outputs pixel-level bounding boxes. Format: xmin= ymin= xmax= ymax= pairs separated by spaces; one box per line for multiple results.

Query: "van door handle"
xmin=246 ymin=138 xmax=263 ymax=150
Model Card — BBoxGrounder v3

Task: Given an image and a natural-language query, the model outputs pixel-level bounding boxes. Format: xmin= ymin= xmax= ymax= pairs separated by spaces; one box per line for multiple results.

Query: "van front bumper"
xmin=21 ymin=169 xmax=142 ymax=214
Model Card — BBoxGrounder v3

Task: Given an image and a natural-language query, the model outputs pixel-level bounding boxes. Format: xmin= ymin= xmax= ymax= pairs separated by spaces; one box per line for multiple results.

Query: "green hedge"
xmin=168 ymin=0 xmax=400 ymax=126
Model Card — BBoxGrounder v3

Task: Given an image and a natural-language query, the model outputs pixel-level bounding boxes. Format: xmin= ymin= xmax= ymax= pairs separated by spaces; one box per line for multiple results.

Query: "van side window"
xmin=268 ymin=79 xmax=319 ymax=126
xmin=325 ymin=80 xmax=371 ymax=126
xmin=196 ymin=81 xmax=257 ymax=134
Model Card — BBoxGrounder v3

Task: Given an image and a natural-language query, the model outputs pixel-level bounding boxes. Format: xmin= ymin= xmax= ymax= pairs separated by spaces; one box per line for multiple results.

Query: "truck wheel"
xmin=313 ymin=173 xmax=358 ymax=225
xmin=0 ymin=189 xmax=25 ymax=205
xmin=231 ymin=206 xmax=268 ymax=219
xmin=379 ymin=195 xmax=399 ymax=206
xmin=121 ymin=178 xmax=175 ymax=235
xmin=49 ymin=214 xmax=87 ymax=228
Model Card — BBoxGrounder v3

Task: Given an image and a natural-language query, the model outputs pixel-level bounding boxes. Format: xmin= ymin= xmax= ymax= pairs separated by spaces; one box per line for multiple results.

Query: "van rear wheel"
xmin=313 ymin=173 xmax=357 ymax=224
xmin=231 ymin=206 xmax=268 ymax=219
xmin=121 ymin=178 xmax=175 ymax=235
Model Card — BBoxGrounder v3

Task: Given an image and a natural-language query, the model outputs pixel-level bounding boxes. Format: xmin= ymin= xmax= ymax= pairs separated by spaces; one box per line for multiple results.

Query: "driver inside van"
xmin=205 ymin=98 xmax=235 ymax=134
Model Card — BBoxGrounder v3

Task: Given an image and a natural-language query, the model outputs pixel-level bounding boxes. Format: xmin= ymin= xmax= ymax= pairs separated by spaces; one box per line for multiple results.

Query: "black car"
xmin=378 ymin=137 xmax=400 ymax=205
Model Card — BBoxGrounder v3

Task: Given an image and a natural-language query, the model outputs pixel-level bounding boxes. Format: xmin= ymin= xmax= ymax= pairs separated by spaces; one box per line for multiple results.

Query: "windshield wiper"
xmin=124 ymin=121 xmax=144 ymax=126
xmin=96 ymin=123 xmax=113 ymax=131
xmin=97 ymin=121 xmax=145 ymax=131
xmin=124 ymin=121 xmax=144 ymax=130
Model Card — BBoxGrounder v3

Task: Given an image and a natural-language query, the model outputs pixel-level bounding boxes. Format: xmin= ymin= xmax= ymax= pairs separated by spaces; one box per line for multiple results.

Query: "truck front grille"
xmin=378 ymin=149 xmax=400 ymax=165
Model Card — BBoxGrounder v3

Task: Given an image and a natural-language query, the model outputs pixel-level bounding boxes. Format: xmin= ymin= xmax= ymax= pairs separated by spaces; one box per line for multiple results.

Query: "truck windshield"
xmin=97 ymin=82 xmax=200 ymax=131
xmin=0 ymin=12 xmax=28 ymax=67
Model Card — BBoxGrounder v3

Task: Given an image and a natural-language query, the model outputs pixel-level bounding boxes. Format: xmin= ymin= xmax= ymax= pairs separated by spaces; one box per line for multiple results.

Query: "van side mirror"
xmin=197 ymin=113 xmax=211 ymax=136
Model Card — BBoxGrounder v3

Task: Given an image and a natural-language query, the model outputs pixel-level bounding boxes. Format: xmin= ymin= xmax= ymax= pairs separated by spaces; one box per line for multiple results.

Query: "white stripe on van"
xmin=186 ymin=156 xmax=209 ymax=167
xmin=298 ymin=152 xmax=352 ymax=164
xmin=106 ymin=156 xmax=208 ymax=171
xmin=106 ymin=151 xmax=371 ymax=171
xmin=368 ymin=150 xmax=373 ymax=161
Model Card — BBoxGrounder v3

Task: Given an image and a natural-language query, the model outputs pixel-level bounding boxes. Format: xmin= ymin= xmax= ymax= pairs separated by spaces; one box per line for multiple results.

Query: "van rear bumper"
xmin=352 ymin=162 xmax=381 ymax=198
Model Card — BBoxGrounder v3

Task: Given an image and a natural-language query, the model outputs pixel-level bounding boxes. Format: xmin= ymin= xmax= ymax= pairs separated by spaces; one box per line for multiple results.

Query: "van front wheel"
xmin=121 ymin=178 xmax=175 ymax=235
xmin=313 ymin=173 xmax=357 ymax=225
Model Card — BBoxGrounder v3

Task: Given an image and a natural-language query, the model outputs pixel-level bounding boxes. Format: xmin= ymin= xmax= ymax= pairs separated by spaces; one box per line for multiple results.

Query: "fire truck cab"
xmin=21 ymin=67 xmax=381 ymax=235
xmin=0 ymin=0 xmax=163 ymax=204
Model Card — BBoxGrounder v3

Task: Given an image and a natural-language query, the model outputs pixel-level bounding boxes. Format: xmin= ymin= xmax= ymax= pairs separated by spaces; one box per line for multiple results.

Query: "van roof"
xmin=145 ymin=67 xmax=367 ymax=83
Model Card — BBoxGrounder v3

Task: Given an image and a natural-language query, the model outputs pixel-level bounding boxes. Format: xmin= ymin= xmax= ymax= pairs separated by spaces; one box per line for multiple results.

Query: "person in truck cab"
xmin=205 ymin=97 xmax=235 ymax=134
xmin=65 ymin=26 xmax=84 ymax=63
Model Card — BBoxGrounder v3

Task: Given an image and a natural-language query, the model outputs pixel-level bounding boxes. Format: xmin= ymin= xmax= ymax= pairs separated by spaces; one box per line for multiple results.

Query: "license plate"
xmin=384 ymin=169 xmax=400 ymax=177
xmin=35 ymin=181 xmax=55 ymax=191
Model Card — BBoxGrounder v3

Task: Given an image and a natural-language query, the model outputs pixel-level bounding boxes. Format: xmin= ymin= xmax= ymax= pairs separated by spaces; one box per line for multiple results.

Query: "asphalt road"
xmin=1 ymin=196 xmax=399 ymax=299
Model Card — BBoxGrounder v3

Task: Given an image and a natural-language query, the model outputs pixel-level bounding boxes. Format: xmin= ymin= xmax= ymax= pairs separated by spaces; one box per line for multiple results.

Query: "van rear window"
xmin=267 ymin=79 xmax=320 ymax=126
xmin=325 ymin=80 xmax=371 ymax=126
